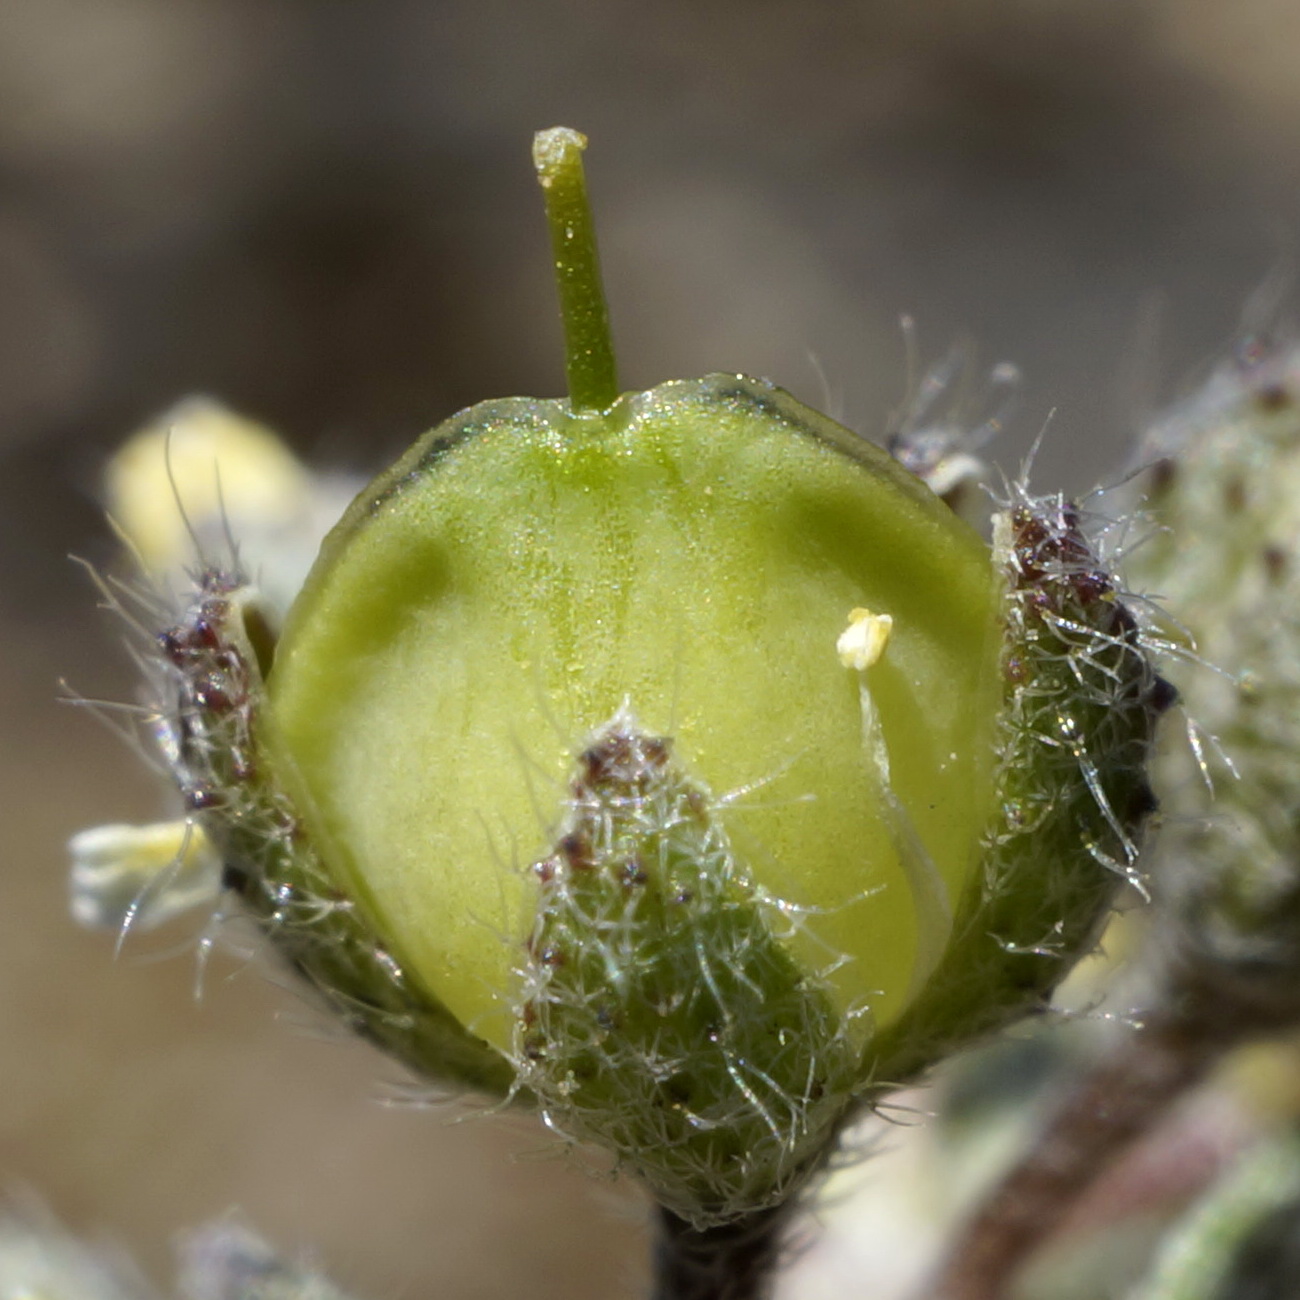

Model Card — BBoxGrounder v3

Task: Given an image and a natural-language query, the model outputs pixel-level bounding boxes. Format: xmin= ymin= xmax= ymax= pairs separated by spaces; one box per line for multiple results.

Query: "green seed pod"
xmin=78 ymin=128 xmax=1171 ymax=1228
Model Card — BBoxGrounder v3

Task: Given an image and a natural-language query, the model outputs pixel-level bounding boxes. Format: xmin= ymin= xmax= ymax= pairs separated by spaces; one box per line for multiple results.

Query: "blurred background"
xmin=5 ymin=1 xmax=1300 ymax=1296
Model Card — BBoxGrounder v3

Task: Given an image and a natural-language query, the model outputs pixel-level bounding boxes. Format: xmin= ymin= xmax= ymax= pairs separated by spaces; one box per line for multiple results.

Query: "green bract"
xmin=78 ymin=127 xmax=1171 ymax=1228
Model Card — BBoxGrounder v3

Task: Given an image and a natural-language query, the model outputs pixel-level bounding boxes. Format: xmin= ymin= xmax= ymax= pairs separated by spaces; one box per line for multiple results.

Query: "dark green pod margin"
xmin=865 ymin=488 xmax=1175 ymax=1088
xmin=154 ymin=569 xmax=512 ymax=1096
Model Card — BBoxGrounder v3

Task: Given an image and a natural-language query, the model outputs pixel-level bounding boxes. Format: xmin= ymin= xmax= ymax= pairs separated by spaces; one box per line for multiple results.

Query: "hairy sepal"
xmin=864 ymin=488 xmax=1172 ymax=1086
xmin=516 ymin=716 xmax=858 ymax=1228
xmin=156 ymin=566 xmax=512 ymax=1096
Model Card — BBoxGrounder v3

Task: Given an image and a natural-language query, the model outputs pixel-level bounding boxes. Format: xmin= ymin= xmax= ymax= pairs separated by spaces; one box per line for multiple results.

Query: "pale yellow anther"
xmin=837 ymin=607 xmax=894 ymax=670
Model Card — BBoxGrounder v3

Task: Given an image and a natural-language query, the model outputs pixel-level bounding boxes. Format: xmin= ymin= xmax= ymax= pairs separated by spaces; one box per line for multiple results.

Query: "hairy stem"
xmin=651 ymin=1204 xmax=792 ymax=1300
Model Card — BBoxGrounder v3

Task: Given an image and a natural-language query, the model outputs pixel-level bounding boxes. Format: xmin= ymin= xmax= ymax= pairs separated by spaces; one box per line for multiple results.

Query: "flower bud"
xmin=75 ymin=129 xmax=1171 ymax=1227
xmin=103 ymin=396 xmax=355 ymax=616
xmin=68 ymin=820 xmax=220 ymax=932
xmin=1129 ymin=337 xmax=1300 ymax=1030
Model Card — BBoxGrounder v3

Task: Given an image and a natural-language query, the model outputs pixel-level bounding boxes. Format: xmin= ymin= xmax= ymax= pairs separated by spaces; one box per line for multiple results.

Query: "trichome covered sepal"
xmin=111 ymin=556 xmax=515 ymax=1096
xmin=862 ymin=484 xmax=1172 ymax=1087
xmin=515 ymin=712 xmax=859 ymax=1228
xmin=985 ymin=484 xmax=1170 ymax=902
xmin=1004 ymin=486 xmax=1171 ymax=831
xmin=154 ymin=566 xmax=274 ymax=816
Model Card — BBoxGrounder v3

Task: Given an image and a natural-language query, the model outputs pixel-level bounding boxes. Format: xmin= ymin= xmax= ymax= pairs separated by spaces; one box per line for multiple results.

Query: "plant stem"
xmin=532 ymin=126 xmax=619 ymax=413
xmin=925 ymin=1008 xmax=1229 ymax=1300
xmin=923 ymin=847 xmax=1300 ymax=1300
xmin=651 ymin=1205 xmax=791 ymax=1300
